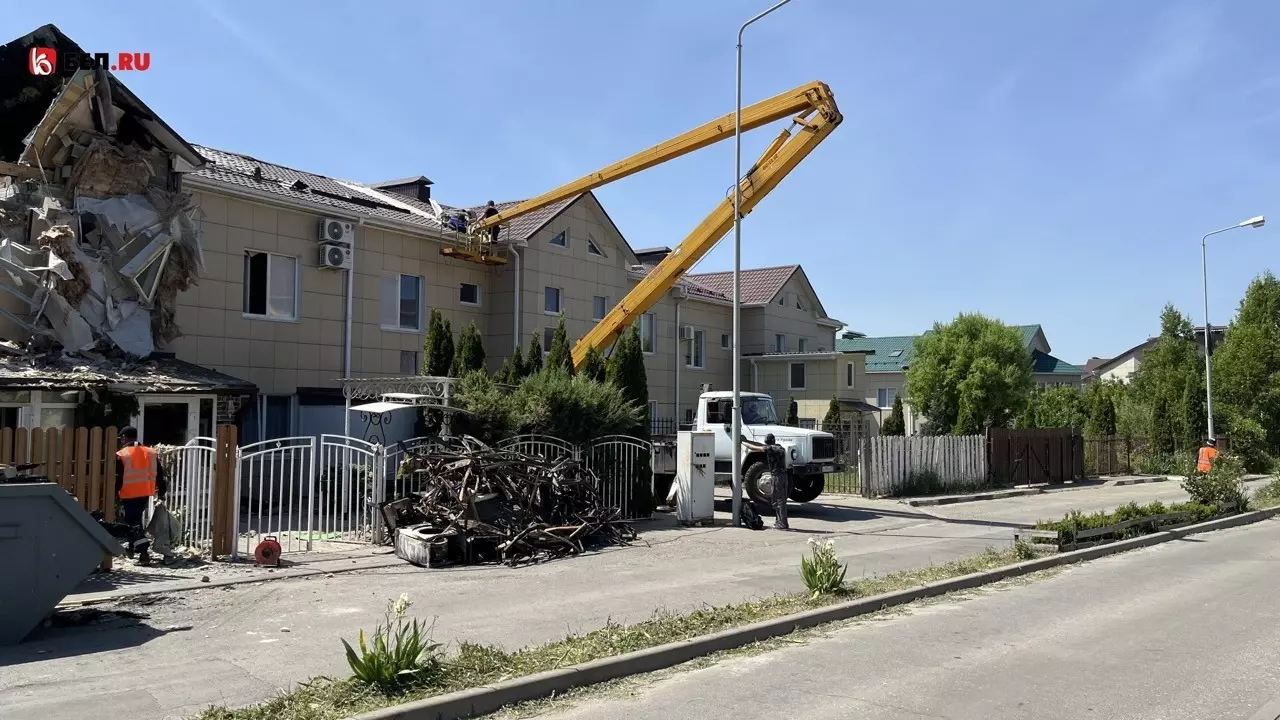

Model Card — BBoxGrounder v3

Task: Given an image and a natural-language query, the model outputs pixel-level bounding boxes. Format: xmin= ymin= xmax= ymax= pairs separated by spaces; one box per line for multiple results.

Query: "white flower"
xmin=391 ymin=593 xmax=412 ymax=616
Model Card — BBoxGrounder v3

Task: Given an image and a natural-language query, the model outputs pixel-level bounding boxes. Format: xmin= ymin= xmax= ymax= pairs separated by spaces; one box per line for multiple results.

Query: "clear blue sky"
xmin=7 ymin=0 xmax=1278 ymax=364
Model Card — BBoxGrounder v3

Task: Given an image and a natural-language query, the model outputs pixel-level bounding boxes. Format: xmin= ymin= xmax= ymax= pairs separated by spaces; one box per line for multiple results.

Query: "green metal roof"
xmin=1031 ymin=349 xmax=1083 ymax=375
xmin=837 ymin=324 xmax=1058 ymax=375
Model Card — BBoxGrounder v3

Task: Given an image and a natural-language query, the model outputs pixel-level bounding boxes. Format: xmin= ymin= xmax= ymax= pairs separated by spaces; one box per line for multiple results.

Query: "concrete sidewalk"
xmin=0 ymin=480 xmax=1256 ymax=720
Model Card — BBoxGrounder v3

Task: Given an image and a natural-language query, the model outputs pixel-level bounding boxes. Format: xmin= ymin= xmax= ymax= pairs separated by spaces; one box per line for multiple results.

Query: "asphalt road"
xmin=543 ymin=517 xmax=1280 ymax=720
xmin=0 ymin=479 xmax=1269 ymax=720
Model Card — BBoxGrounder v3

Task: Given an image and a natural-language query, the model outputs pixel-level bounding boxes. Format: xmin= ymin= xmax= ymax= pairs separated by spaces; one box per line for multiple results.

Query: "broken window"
xmin=243 ymin=251 xmax=297 ymax=320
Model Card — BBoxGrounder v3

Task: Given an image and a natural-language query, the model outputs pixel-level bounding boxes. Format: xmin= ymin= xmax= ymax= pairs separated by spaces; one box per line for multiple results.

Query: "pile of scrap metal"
xmin=382 ymin=437 xmax=637 ymax=567
xmin=0 ymin=25 xmax=206 ymax=360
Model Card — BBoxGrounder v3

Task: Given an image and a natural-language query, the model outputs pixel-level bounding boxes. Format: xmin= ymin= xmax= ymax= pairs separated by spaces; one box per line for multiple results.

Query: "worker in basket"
xmin=1197 ymin=438 xmax=1218 ymax=474
xmin=116 ymin=426 xmax=168 ymax=566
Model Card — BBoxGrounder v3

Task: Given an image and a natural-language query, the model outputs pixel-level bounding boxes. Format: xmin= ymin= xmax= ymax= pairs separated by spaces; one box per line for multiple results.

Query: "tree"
xmin=1130 ymin=304 xmax=1203 ymax=452
xmin=525 ymin=331 xmax=544 ymax=375
xmin=1019 ymin=385 xmax=1088 ymax=430
xmin=606 ymin=324 xmax=650 ymax=436
xmin=545 ymin=316 xmax=574 ymax=374
xmin=882 ymin=395 xmax=906 ymax=435
xmin=451 ymin=321 xmax=486 ymax=377
xmin=582 ymin=345 xmax=607 ymax=383
xmin=509 ymin=345 xmax=527 ymax=381
xmin=906 ymin=313 xmax=1032 ymax=435
xmin=821 ymin=396 xmax=842 ymax=433
xmin=785 ymin=397 xmax=799 ymax=426
xmin=1213 ymin=271 xmax=1280 ymax=457
xmin=1085 ymin=381 xmax=1119 ymax=437
xmin=422 ymin=309 xmax=454 ymax=377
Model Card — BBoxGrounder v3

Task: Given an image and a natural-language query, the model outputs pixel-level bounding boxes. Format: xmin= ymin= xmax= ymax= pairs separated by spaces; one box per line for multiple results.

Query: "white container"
xmin=676 ymin=430 xmax=715 ymax=525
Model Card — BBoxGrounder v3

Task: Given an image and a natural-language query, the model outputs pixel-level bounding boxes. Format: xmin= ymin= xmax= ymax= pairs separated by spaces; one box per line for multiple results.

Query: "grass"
xmin=195 ymin=546 xmax=1038 ymax=720
xmin=1033 ymin=500 xmax=1221 ymax=545
xmin=1253 ymin=476 xmax=1280 ymax=509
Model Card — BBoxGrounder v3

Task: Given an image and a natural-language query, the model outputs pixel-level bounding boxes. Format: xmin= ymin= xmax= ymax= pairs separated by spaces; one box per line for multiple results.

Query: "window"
xmin=640 ymin=313 xmax=655 ymax=354
xmin=593 ymin=295 xmax=608 ymax=321
xmin=799 ymin=418 xmax=816 ymax=430
xmin=877 ymin=387 xmax=898 ymax=408
xmin=544 ymin=286 xmax=562 ymax=314
xmin=648 ymin=401 xmax=657 ymax=422
xmin=460 ymin=282 xmax=480 ymax=306
xmin=789 ymin=362 xmax=806 ymax=390
xmin=543 ymin=326 xmax=556 ymax=353
xmin=796 ymin=298 xmax=805 ymax=311
xmin=889 ymin=349 xmax=904 ymax=357
xmin=775 ymin=334 xmax=786 ymax=353
xmin=550 ymin=230 xmax=567 ymax=247
xmin=721 ymin=333 xmax=730 ymax=349
xmin=381 ymin=273 xmax=424 ymax=331
xmin=685 ymin=328 xmax=705 ymax=369
xmin=684 ymin=408 xmax=695 ymax=423
xmin=777 ymin=293 xmax=786 ymax=307
xmin=846 ymin=362 xmax=855 ymax=388
xmin=587 ymin=234 xmax=604 ymax=256
xmin=400 ymin=350 xmax=419 ymax=376
xmin=798 ymin=338 xmax=808 ymax=353
xmin=243 ymin=251 xmax=298 ymax=320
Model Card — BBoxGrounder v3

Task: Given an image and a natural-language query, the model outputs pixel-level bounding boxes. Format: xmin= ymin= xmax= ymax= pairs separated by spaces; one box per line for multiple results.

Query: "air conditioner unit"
xmin=680 ymin=325 xmax=695 ymax=341
xmin=318 ymin=241 xmax=353 ymax=270
xmin=319 ymin=218 xmax=354 ymax=243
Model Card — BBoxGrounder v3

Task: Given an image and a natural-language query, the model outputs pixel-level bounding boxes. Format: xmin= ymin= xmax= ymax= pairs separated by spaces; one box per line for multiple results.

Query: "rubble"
xmin=384 ymin=437 xmax=637 ymax=567
xmin=0 ymin=26 xmax=206 ymax=364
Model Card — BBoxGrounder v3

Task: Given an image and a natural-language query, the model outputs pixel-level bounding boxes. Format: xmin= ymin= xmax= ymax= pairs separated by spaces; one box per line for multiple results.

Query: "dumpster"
xmin=0 ymin=482 xmax=123 ymax=644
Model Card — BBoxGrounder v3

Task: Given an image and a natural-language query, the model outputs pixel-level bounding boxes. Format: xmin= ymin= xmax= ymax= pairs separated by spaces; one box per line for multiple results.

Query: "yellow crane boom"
xmin=475 ymin=81 xmax=842 ymax=369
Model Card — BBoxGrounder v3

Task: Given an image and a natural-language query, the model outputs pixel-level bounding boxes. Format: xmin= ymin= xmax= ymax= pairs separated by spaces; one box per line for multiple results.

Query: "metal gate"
xmin=384 ymin=436 xmax=449 ymax=499
xmin=583 ymin=435 xmax=653 ymax=520
xmin=234 ymin=436 xmax=316 ymax=557
xmin=317 ymin=435 xmax=384 ymax=544
xmin=158 ymin=436 xmax=217 ymax=552
xmin=495 ymin=434 xmax=578 ymax=462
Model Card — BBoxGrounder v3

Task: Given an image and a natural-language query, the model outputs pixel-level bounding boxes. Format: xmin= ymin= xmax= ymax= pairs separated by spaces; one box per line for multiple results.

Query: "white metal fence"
xmin=157 ymin=437 xmax=218 ymax=552
xmin=861 ymin=434 xmax=987 ymax=497
xmin=235 ymin=436 xmax=317 ymax=556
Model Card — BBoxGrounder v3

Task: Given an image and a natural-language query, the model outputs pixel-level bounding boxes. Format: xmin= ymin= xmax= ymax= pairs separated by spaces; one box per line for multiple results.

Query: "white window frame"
xmin=549 ymin=230 xmax=568 ymax=248
xmin=685 ymin=328 xmax=705 ymax=369
xmin=586 ymin=234 xmax=604 ymax=256
xmin=381 ymin=273 xmax=425 ymax=332
xmin=789 ymin=362 xmax=806 ymax=391
xmin=640 ymin=313 xmax=656 ymax=355
xmin=846 ymin=361 xmax=855 ymax=388
xmin=544 ymin=286 xmax=562 ymax=315
xmin=721 ymin=333 xmax=730 ymax=350
xmin=543 ymin=326 xmax=556 ymax=354
xmin=242 ymin=250 xmax=299 ymax=321
xmin=775 ymin=334 xmax=786 ymax=353
xmin=877 ymin=387 xmax=897 ymax=409
xmin=459 ymin=282 xmax=481 ymax=307
xmin=798 ymin=338 xmax=808 ymax=353
xmin=592 ymin=295 xmax=608 ymax=321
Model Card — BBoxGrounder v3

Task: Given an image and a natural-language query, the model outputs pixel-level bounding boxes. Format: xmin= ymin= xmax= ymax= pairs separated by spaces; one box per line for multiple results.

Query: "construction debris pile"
xmin=383 ymin=438 xmax=636 ymax=567
xmin=1 ymin=52 xmax=204 ymax=360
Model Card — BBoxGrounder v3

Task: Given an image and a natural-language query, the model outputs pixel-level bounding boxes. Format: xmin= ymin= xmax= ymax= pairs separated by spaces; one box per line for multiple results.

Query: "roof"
xmin=372 ymin=176 xmax=432 ymax=188
xmin=836 ymin=335 xmax=917 ymax=373
xmin=1017 ymin=324 xmax=1045 ymax=350
xmin=1031 ymin=350 xmax=1083 ymax=376
xmin=1083 ymin=357 xmax=1111 ymax=373
xmin=686 ymin=265 xmax=799 ymax=305
xmin=0 ymin=351 xmax=256 ymax=393
xmin=482 ymin=196 xmax=579 ymax=242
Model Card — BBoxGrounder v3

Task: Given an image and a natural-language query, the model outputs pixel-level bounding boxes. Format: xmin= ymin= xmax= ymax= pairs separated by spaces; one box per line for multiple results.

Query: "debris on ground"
xmin=0 ymin=26 xmax=207 ymax=363
xmin=46 ymin=607 xmax=148 ymax=628
xmin=384 ymin=436 xmax=636 ymax=567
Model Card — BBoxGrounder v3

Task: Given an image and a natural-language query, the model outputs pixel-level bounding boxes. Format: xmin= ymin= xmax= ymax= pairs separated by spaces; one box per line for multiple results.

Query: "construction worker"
xmin=483 ymin=200 xmax=501 ymax=244
xmin=1197 ymin=438 xmax=1218 ymax=474
xmin=115 ymin=426 xmax=167 ymax=565
xmin=763 ymin=434 xmax=790 ymax=530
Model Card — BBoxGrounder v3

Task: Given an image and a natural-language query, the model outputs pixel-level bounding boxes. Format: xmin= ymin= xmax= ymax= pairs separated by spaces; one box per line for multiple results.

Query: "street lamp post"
xmin=1201 ymin=215 xmax=1265 ymax=441
xmin=733 ymin=0 xmax=796 ymax=528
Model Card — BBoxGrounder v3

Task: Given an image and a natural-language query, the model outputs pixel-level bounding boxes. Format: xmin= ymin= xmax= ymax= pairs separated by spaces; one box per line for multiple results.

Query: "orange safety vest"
xmin=117 ymin=445 xmax=158 ymax=499
xmin=1196 ymin=446 xmax=1218 ymax=473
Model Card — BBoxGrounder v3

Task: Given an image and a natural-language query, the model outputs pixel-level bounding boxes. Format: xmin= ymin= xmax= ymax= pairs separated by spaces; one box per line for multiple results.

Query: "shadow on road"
xmin=0 ymin=605 xmax=186 ymax=667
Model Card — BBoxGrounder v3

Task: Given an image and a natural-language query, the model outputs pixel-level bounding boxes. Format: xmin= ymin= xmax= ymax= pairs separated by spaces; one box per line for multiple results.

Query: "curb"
xmin=903 ymin=488 xmax=1042 ymax=506
xmin=351 ymin=506 xmax=1280 ymax=720
xmin=1107 ymin=476 xmax=1173 ymax=487
xmin=58 ymin=554 xmax=405 ymax=607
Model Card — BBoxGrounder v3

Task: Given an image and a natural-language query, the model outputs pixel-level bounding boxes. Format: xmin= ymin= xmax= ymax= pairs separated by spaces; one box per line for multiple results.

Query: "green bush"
xmin=1182 ymin=452 xmax=1249 ymax=511
xmin=1036 ymin=499 xmax=1221 ymax=545
xmin=342 ymin=595 xmax=442 ymax=689
xmin=1253 ymin=477 xmax=1280 ymax=509
xmin=454 ymin=369 xmax=644 ymax=445
xmin=799 ymin=538 xmax=847 ymax=599
xmin=900 ymin=469 xmax=943 ymax=496
xmin=1222 ymin=413 xmax=1273 ymax=472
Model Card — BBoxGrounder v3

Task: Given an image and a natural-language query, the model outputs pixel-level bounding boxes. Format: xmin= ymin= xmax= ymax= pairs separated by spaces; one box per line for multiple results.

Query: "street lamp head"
xmin=1240 ymin=215 xmax=1265 ymax=229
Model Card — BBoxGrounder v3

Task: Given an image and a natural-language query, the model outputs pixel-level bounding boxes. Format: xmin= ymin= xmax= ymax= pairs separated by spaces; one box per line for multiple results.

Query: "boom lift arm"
xmin=472 ymin=81 xmax=842 ymax=369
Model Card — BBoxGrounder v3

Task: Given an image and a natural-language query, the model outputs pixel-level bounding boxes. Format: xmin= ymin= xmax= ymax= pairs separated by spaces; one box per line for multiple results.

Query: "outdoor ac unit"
xmin=318 ymin=242 xmax=353 ymax=270
xmin=319 ymin=218 xmax=354 ymax=243
xmin=680 ymin=325 xmax=695 ymax=340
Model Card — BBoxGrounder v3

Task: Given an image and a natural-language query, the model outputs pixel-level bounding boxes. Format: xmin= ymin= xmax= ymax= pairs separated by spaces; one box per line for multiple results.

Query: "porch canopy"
xmin=338 ymin=375 xmax=460 ymax=437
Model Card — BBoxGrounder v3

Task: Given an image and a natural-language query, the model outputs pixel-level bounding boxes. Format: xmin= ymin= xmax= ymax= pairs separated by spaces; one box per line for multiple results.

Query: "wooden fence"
xmin=987 ymin=428 xmax=1083 ymax=486
xmin=860 ymin=434 xmax=986 ymax=497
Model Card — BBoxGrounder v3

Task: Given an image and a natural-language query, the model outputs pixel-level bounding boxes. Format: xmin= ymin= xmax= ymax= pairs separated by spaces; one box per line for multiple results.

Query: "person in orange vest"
xmin=1197 ymin=438 xmax=1219 ymax=474
xmin=115 ymin=426 xmax=168 ymax=565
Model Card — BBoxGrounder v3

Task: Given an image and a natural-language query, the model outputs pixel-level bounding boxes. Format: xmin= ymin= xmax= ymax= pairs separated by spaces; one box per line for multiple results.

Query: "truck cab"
xmin=655 ymin=391 xmax=841 ymax=504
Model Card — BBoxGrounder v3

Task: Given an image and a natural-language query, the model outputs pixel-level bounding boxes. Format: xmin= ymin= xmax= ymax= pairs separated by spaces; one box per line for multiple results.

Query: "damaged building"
xmin=0 ymin=25 xmax=252 ymax=441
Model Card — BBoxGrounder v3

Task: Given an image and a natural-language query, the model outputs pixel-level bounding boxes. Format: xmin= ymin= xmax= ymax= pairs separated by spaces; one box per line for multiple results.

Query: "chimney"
xmin=634 ymin=246 xmax=672 ymax=265
xmin=371 ymin=176 xmax=433 ymax=202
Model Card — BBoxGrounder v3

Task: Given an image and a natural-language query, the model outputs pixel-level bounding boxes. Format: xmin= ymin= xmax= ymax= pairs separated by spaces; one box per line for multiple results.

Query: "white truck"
xmin=653 ymin=391 xmax=842 ymax=505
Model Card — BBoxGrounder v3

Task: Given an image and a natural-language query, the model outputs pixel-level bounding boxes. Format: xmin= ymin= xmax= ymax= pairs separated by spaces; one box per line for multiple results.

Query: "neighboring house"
xmin=1083 ymin=325 xmax=1224 ymax=384
xmin=837 ymin=324 xmax=1084 ymax=435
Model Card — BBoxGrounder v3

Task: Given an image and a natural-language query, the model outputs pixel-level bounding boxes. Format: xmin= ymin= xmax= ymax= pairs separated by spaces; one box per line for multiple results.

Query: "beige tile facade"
xmin=155 ymin=183 xmax=855 ymax=430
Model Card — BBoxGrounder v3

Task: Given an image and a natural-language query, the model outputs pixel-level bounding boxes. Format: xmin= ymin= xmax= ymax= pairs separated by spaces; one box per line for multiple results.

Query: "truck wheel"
xmin=743 ymin=460 xmax=774 ymax=505
xmin=789 ymin=475 xmax=825 ymax=503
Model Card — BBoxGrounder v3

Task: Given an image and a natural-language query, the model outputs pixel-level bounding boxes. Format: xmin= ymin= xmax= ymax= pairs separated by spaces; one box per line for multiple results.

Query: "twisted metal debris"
xmin=382 ymin=436 xmax=636 ymax=567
